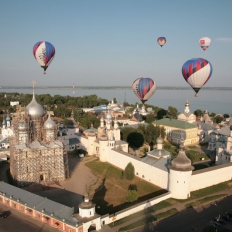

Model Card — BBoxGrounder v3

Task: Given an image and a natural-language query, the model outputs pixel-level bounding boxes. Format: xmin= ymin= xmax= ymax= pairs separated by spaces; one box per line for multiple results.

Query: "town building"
xmin=153 ymin=118 xmax=199 ymax=145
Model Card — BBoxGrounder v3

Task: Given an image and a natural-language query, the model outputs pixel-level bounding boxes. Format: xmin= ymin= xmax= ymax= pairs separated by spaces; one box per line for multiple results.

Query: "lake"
xmin=1 ymin=88 xmax=231 ymax=115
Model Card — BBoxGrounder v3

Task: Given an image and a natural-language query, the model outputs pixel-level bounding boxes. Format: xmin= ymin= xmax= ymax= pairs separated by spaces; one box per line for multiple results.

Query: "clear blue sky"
xmin=1 ymin=0 xmax=232 ymax=87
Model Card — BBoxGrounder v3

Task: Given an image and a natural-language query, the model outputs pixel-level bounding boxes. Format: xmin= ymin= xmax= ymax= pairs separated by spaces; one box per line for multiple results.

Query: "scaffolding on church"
xmin=9 ymin=110 xmax=69 ymax=187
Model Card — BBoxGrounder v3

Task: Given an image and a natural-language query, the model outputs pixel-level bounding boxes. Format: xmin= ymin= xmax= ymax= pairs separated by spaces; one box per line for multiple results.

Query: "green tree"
xmin=145 ymin=114 xmax=156 ymax=124
xmin=194 ymin=109 xmax=203 ymax=116
xmin=127 ymin=132 xmax=144 ymax=148
xmin=214 ymin=115 xmax=223 ymax=124
xmin=126 ymin=190 xmax=138 ymax=202
xmin=209 ymin=112 xmax=216 ymax=117
xmin=223 ymin=113 xmax=230 ymax=118
xmin=125 ymin=162 xmax=135 ymax=180
xmin=167 ymin=106 xmax=178 ymax=119
xmin=157 ymin=109 xmax=167 ymax=119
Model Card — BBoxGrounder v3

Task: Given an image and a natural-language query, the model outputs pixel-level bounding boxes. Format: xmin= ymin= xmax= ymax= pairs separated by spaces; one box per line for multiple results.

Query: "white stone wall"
xmin=107 ymin=149 xmax=169 ymax=189
xmin=103 ymin=192 xmax=172 ymax=223
xmin=191 ymin=164 xmax=232 ymax=191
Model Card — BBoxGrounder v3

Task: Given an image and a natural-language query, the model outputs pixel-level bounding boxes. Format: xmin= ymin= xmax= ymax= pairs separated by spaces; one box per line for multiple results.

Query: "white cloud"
xmin=215 ymin=37 xmax=232 ymax=42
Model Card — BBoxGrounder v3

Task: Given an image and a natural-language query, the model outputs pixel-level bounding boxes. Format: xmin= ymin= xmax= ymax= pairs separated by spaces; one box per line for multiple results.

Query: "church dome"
xmin=100 ymin=116 xmax=104 ymax=122
xmin=44 ymin=114 xmax=56 ymax=129
xmin=2 ymin=119 xmax=6 ymax=125
xmin=185 ymin=101 xmax=189 ymax=107
xmin=26 ymin=95 xmax=45 ymax=120
xmin=156 ymin=135 xmax=163 ymax=144
xmin=6 ymin=116 xmax=11 ymax=121
xmin=170 ymin=141 xmax=194 ymax=171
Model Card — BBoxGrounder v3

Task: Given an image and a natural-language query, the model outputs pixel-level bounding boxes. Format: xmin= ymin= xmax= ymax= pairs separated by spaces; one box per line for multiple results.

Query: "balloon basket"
xmin=194 ymin=93 xmax=198 ymax=97
xmin=44 ymin=71 xmax=46 ymax=75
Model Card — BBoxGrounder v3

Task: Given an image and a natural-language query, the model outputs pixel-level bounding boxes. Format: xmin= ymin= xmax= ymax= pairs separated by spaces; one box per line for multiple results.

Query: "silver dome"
xmin=170 ymin=141 xmax=194 ymax=171
xmin=26 ymin=95 xmax=45 ymax=120
xmin=44 ymin=114 xmax=56 ymax=129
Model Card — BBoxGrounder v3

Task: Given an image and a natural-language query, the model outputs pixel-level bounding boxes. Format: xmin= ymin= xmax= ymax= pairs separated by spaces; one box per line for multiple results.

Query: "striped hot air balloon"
xmin=182 ymin=58 xmax=213 ymax=97
xmin=33 ymin=41 xmax=55 ymax=74
xmin=132 ymin=77 xmax=156 ymax=104
xmin=157 ymin=37 xmax=166 ymax=47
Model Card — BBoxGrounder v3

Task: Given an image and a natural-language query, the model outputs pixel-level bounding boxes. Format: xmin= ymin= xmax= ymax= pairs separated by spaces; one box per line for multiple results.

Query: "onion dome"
xmin=169 ymin=141 xmax=194 ymax=171
xmin=2 ymin=119 xmax=6 ymax=125
xmin=185 ymin=100 xmax=189 ymax=107
xmin=26 ymin=94 xmax=45 ymax=120
xmin=156 ymin=135 xmax=164 ymax=144
xmin=88 ymin=124 xmax=96 ymax=137
xmin=6 ymin=116 xmax=11 ymax=121
xmin=44 ymin=114 xmax=56 ymax=129
xmin=18 ymin=120 xmax=29 ymax=131
xmin=100 ymin=116 xmax=104 ymax=122
xmin=114 ymin=116 xmax=118 ymax=123
xmin=99 ymin=130 xmax=108 ymax=141
xmin=79 ymin=192 xmax=95 ymax=209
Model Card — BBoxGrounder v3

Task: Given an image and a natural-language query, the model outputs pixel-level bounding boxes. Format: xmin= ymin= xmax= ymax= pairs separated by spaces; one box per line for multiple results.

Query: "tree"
xmin=126 ymin=190 xmax=138 ymax=202
xmin=223 ymin=113 xmax=230 ymax=118
xmin=157 ymin=109 xmax=167 ymax=119
xmin=214 ymin=115 xmax=223 ymax=124
xmin=167 ymin=106 xmax=178 ymax=119
xmin=194 ymin=109 xmax=203 ymax=116
xmin=209 ymin=112 xmax=216 ymax=117
xmin=145 ymin=114 xmax=156 ymax=124
xmin=127 ymin=132 xmax=144 ymax=148
xmin=125 ymin=162 xmax=135 ymax=180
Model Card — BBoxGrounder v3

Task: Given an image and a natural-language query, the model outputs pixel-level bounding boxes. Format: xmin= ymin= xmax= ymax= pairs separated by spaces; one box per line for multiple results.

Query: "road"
xmin=131 ymin=195 xmax=232 ymax=232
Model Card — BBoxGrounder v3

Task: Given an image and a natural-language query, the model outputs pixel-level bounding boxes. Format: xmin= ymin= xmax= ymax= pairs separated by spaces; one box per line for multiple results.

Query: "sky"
xmin=0 ymin=0 xmax=232 ymax=87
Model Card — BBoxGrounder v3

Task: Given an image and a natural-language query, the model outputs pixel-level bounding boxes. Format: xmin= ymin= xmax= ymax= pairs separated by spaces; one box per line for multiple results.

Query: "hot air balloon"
xmin=182 ymin=58 xmax=213 ymax=97
xmin=199 ymin=37 xmax=211 ymax=51
xmin=33 ymin=41 xmax=55 ymax=74
xmin=157 ymin=37 xmax=166 ymax=47
xmin=132 ymin=77 xmax=156 ymax=104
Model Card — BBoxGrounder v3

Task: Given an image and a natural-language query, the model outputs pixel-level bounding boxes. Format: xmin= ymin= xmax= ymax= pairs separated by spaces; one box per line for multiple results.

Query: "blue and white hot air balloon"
xmin=132 ymin=77 xmax=156 ymax=104
xmin=33 ymin=41 xmax=55 ymax=74
xmin=182 ymin=58 xmax=213 ymax=97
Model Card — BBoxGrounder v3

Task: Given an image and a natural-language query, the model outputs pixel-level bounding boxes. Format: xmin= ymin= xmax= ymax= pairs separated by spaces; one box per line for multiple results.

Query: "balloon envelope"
xmin=157 ymin=37 xmax=166 ymax=47
xmin=199 ymin=37 xmax=211 ymax=51
xmin=182 ymin=58 xmax=213 ymax=96
xmin=132 ymin=77 xmax=156 ymax=104
xmin=33 ymin=41 xmax=55 ymax=73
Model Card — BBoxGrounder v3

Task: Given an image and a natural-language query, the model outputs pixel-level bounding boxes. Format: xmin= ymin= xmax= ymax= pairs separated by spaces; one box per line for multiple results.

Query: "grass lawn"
xmin=85 ymin=158 xmax=167 ymax=215
xmin=185 ymin=149 xmax=209 ymax=162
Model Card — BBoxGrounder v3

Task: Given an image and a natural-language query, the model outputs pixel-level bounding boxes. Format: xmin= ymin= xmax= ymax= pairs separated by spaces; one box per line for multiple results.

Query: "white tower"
xmin=168 ymin=141 xmax=194 ymax=199
xmin=99 ymin=130 xmax=108 ymax=162
xmin=88 ymin=124 xmax=96 ymax=156
xmin=78 ymin=192 xmax=96 ymax=217
xmin=108 ymin=132 xmax=115 ymax=148
xmin=184 ymin=100 xmax=190 ymax=114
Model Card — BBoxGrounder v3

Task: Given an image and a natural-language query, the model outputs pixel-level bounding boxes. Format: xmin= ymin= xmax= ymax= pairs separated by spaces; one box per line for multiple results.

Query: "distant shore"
xmin=1 ymin=86 xmax=232 ymax=91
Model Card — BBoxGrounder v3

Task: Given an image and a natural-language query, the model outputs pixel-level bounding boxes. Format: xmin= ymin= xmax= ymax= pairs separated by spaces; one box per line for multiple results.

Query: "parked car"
xmin=0 ymin=211 xmax=11 ymax=218
xmin=222 ymin=215 xmax=232 ymax=222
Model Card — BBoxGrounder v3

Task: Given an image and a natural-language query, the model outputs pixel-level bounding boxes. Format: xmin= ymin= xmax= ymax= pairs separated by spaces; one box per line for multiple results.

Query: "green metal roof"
xmin=154 ymin=118 xmax=197 ymax=129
